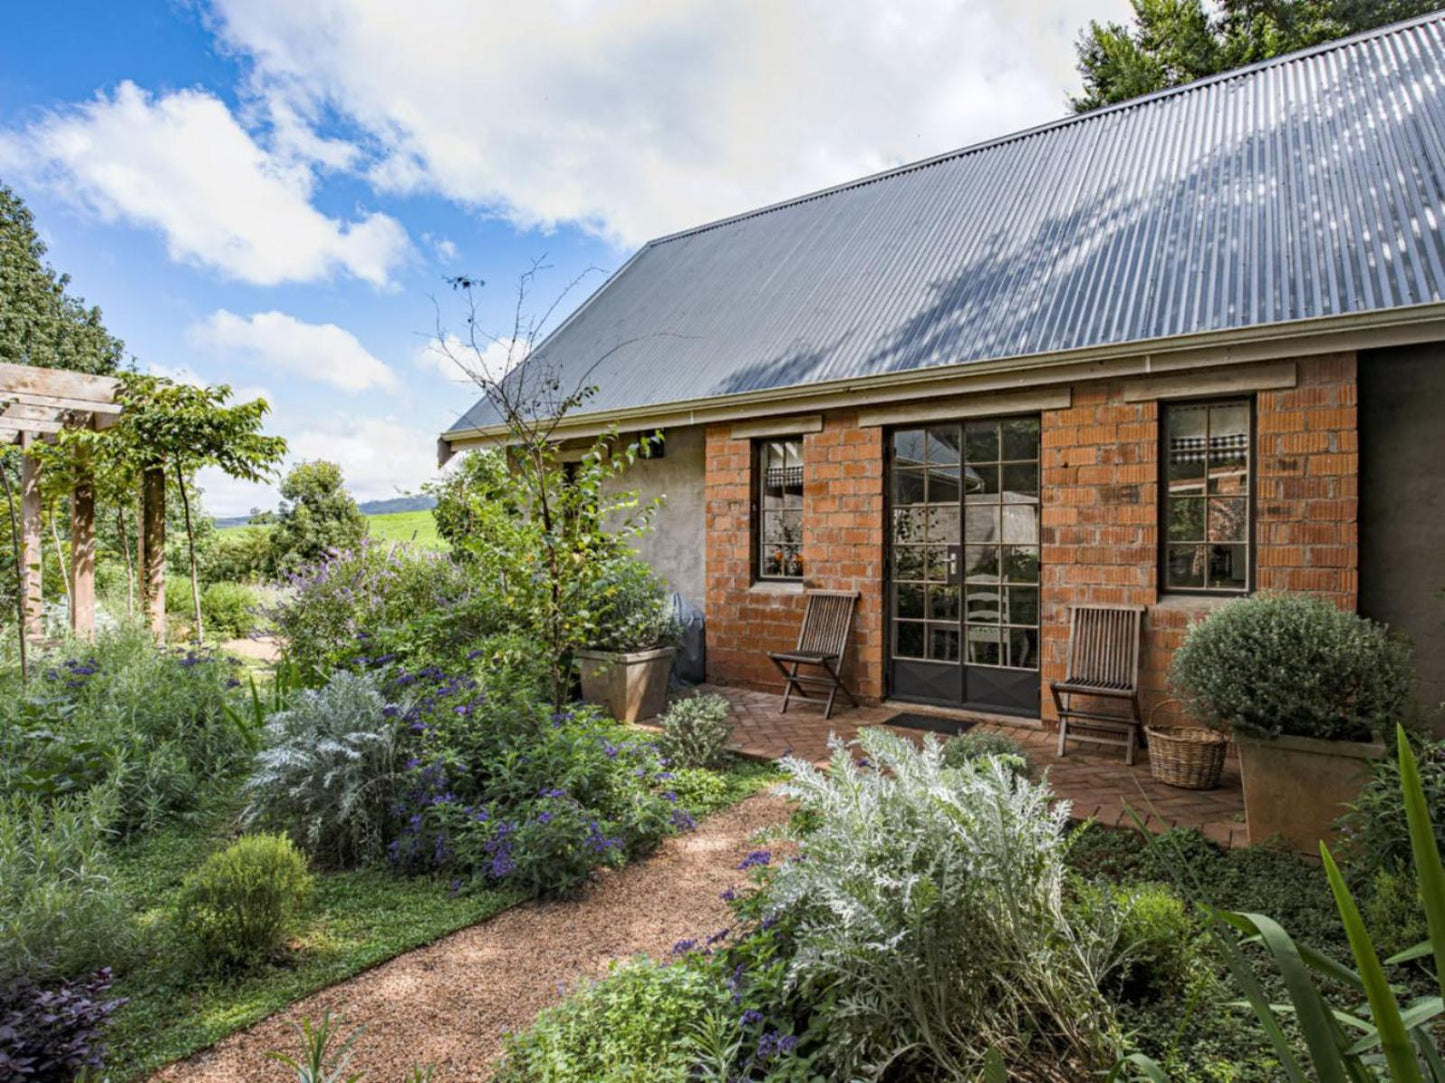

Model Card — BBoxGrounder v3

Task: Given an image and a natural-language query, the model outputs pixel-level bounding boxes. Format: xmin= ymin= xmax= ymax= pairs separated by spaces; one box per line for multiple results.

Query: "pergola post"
xmin=19 ymin=434 xmax=42 ymax=640
xmin=140 ymin=465 xmax=165 ymax=640
xmin=70 ymin=454 xmax=95 ymax=640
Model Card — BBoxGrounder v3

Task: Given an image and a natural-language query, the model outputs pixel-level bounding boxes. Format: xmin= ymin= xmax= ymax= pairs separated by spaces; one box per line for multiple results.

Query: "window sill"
xmin=1153 ymin=593 xmax=1244 ymax=613
xmin=749 ymin=579 xmax=806 ymax=595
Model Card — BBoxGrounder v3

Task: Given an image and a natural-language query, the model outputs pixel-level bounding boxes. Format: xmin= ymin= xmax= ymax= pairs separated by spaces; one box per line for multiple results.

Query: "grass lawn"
xmin=103 ymin=758 xmax=779 ymax=1080
xmin=367 ymin=509 xmax=444 ymax=549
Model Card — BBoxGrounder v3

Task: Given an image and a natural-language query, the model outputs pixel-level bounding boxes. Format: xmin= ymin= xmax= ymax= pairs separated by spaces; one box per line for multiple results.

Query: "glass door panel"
xmin=888 ymin=416 xmax=1041 ymax=715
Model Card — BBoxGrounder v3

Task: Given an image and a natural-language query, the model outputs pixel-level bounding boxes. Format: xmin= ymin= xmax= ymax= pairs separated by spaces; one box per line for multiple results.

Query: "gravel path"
xmin=154 ymin=792 xmax=792 ymax=1083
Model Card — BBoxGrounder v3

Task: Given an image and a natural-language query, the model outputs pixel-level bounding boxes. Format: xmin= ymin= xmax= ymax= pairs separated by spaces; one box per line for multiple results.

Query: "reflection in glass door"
xmin=887 ymin=417 xmax=1041 ymax=715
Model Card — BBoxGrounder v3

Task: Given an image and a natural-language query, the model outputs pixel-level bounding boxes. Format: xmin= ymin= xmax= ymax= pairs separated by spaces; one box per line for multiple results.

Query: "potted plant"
xmin=1169 ymin=593 xmax=1412 ymax=853
xmin=576 ymin=558 xmax=680 ymax=724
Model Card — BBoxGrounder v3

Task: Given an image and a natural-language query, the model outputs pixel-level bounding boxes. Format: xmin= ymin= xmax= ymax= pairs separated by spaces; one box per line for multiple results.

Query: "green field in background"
xmin=366 ymin=509 xmax=444 ymax=549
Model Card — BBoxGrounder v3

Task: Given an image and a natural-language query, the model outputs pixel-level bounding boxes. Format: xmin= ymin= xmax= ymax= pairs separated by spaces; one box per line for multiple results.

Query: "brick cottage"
xmin=443 ymin=16 xmax=1445 ymax=734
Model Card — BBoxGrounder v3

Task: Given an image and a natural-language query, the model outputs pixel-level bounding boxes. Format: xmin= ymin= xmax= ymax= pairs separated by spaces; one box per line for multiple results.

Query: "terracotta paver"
xmin=701 ymin=683 xmax=1247 ymax=847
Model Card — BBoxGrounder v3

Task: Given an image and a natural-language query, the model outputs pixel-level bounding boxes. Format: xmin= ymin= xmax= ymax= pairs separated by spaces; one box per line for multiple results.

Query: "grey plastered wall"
xmin=1358 ymin=343 xmax=1445 ymax=723
xmin=603 ymin=425 xmax=707 ymax=606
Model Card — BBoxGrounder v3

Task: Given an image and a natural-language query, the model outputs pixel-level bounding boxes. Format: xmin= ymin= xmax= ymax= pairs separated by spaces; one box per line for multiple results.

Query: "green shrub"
xmin=175 ymin=834 xmax=313 ymax=972
xmin=1169 ymin=593 xmax=1412 ymax=741
xmin=199 ymin=525 xmax=275 ymax=584
xmin=272 ymin=541 xmax=504 ymax=676
xmin=1359 ymin=868 xmax=1427 ymax=960
xmin=1339 ymin=733 xmax=1445 ymax=883
xmin=0 ymin=626 xmax=244 ymax=836
xmin=0 ymin=788 xmax=127 ymax=985
xmin=201 ymin=581 xmax=258 ymax=638
xmin=588 ymin=558 xmax=679 ymax=653
xmin=942 ymin=729 xmax=1032 ymax=778
xmin=657 ymin=694 xmax=733 ymax=769
xmin=1107 ymin=882 xmax=1200 ymax=1004
xmin=496 ymin=956 xmax=729 ymax=1083
xmin=241 ymin=671 xmax=404 ymax=868
xmin=767 ymin=727 xmax=1117 ymax=1080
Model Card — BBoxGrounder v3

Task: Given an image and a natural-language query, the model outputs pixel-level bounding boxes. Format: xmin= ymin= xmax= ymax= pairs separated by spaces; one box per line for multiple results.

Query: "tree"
xmin=0 ymin=184 xmax=124 ymax=374
xmin=110 ymin=375 xmax=287 ymax=643
xmin=1071 ymin=0 xmax=1440 ymax=112
xmin=269 ymin=461 xmax=368 ymax=575
xmin=429 ymin=263 xmax=662 ymax=708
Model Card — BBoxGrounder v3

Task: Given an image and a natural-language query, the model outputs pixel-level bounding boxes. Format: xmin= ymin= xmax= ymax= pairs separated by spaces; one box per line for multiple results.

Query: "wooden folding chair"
xmin=1052 ymin=604 xmax=1146 ymax=764
xmin=768 ymin=590 xmax=860 ymax=720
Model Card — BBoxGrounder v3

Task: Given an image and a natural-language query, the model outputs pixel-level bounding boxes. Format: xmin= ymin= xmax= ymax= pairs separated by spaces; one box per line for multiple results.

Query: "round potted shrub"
xmin=576 ymin=559 xmax=680 ymax=724
xmin=1169 ymin=593 xmax=1412 ymax=852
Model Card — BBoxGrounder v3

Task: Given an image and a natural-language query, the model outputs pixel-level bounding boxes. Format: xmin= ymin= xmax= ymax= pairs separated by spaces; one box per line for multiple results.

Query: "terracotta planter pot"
xmin=576 ymin=646 xmax=675 ymax=724
xmin=1236 ymin=731 xmax=1386 ymax=853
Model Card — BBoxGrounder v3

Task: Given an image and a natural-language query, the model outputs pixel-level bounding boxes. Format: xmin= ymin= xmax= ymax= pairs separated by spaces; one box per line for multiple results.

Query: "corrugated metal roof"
xmin=448 ymin=13 xmax=1445 ymax=436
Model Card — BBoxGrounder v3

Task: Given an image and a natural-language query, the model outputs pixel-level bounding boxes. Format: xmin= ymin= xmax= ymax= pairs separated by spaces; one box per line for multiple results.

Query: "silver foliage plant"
xmin=771 ymin=727 xmax=1120 ymax=1082
xmin=658 ymin=693 xmax=733 ymax=770
xmin=241 ymin=671 xmax=404 ymax=868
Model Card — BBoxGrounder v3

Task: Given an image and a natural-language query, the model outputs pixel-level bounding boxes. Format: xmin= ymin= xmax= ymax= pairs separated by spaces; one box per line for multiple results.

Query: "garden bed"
xmin=150 ymin=790 xmax=790 ymax=1082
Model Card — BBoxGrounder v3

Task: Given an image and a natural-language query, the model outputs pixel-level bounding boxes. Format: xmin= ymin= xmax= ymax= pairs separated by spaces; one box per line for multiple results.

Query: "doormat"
xmin=884 ymin=713 xmax=977 ymax=737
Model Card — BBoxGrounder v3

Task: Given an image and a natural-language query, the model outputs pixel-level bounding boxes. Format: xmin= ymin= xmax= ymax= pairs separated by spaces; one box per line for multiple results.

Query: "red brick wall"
xmin=704 ymin=413 xmax=886 ymax=700
xmin=702 ymin=355 xmax=1359 ymax=720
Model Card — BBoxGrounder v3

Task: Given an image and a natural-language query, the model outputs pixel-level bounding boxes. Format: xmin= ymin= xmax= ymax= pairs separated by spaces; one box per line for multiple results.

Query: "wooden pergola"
xmin=0 ymin=361 xmax=126 ymax=642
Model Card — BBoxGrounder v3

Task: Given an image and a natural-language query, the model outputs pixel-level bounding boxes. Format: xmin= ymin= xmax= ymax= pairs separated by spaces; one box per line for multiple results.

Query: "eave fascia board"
xmin=439 ymin=302 xmax=1445 ymax=450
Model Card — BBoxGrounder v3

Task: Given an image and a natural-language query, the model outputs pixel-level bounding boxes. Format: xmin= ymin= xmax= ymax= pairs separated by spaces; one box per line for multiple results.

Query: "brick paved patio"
xmin=701 ymin=684 xmax=1248 ymax=849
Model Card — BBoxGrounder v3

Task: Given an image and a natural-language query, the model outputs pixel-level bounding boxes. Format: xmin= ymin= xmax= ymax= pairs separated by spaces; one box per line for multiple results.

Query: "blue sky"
xmin=0 ymin=0 xmax=1123 ymax=515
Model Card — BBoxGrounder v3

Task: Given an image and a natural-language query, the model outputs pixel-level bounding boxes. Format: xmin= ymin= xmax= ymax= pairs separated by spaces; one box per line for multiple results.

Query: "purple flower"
xmin=741 ymin=1009 xmax=764 ymax=1027
xmin=467 ymin=648 xmax=485 ymax=660
xmin=706 ymin=927 xmax=731 ymax=946
xmin=720 ymin=887 xmax=736 ymax=902
xmin=537 ymin=811 xmax=553 ymax=824
xmin=737 ymin=850 xmax=772 ymax=871
xmin=670 ymin=808 xmax=697 ymax=831
xmin=671 ymin=939 xmax=698 ymax=956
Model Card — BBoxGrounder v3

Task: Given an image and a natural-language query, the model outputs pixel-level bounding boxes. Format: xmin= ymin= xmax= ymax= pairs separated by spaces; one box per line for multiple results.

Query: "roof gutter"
xmin=438 ymin=301 xmax=1445 ymax=458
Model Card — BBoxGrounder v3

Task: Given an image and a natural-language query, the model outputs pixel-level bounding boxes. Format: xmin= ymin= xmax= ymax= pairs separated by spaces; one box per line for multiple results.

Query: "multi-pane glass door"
xmin=887 ymin=417 xmax=1042 ymax=715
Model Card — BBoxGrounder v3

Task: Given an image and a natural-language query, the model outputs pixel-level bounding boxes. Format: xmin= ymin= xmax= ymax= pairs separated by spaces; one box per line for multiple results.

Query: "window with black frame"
xmin=756 ymin=437 xmax=804 ymax=579
xmin=1163 ymin=399 xmax=1252 ymax=592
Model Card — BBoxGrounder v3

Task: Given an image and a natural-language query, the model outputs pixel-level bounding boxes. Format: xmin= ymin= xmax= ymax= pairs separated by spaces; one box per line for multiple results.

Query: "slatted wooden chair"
xmin=1052 ymin=603 xmax=1147 ymax=764
xmin=769 ymin=590 xmax=860 ymax=720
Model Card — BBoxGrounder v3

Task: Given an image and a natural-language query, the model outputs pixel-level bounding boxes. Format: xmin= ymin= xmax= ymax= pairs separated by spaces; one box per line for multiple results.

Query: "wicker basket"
xmin=1145 ymin=700 xmax=1227 ymax=790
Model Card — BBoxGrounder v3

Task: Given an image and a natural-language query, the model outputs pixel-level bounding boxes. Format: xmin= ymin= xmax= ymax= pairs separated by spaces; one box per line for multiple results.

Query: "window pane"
xmin=924 ymin=546 xmax=954 ymax=582
xmin=965 ymin=585 xmax=1002 ymax=622
xmin=893 ymin=468 xmax=926 ymax=505
xmin=1166 ymin=404 xmax=1208 ymax=488
xmin=966 ymin=625 xmax=1001 ymax=665
xmin=1208 ymin=403 xmax=1249 ymax=495
xmin=927 ymin=507 xmax=960 ymax=545
xmin=1208 ymin=497 xmax=1248 ymax=542
xmin=1168 ymin=497 xmax=1204 ymax=541
xmin=929 ymin=584 xmax=960 ymax=621
xmin=1007 ymin=586 xmax=1039 ymax=626
xmin=1001 ymin=546 xmax=1040 ymax=583
xmin=963 ymin=545 xmax=999 ymax=581
xmin=964 ymin=505 xmax=999 ymax=544
xmin=896 ymin=582 xmax=925 ymax=619
xmin=894 ymin=545 xmax=925 ymax=580
xmin=893 ymin=429 xmax=927 ymax=467
xmin=895 ymin=621 xmax=925 ymax=659
xmin=964 ymin=463 xmax=999 ymax=502
xmin=1006 ymin=626 xmax=1040 ymax=670
xmin=929 ymin=626 xmax=960 ymax=662
xmin=1001 ymin=504 xmax=1039 ymax=545
xmin=782 ymin=439 xmax=802 ymax=469
xmin=1001 ymin=462 xmax=1039 ymax=501
xmin=1001 ymin=417 xmax=1040 ymax=461
xmin=927 ymin=465 xmax=960 ymax=504
xmin=927 ymin=426 xmax=961 ymax=465
xmin=1166 ymin=544 xmax=1206 ymax=589
xmin=763 ymin=545 xmax=801 ymax=578
xmin=964 ymin=420 xmax=999 ymax=462
xmin=892 ymin=507 xmax=928 ymax=545
xmin=1208 ymin=544 xmax=1247 ymax=590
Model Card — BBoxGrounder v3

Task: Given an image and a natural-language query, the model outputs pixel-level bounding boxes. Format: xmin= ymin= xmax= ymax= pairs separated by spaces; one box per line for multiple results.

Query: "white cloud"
xmin=189 ymin=309 xmax=398 ymax=393
xmin=206 ymin=0 xmax=1128 ymax=247
xmin=0 ymin=81 xmax=408 ymax=285
xmin=414 ymin=333 xmax=524 ymax=385
xmin=288 ymin=416 xmax=440 ymax=503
